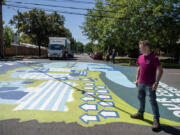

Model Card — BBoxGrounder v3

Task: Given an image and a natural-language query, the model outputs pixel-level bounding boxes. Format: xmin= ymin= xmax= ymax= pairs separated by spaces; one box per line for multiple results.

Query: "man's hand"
xmin=152 ymin=65 xmax=163 ymax=91
xmin=152 ymin=82 xmax=158 ymax=91
xmin=135 ymin=80 xmax=138 ymax=87
xmin=135 ymin=67 xmax=140 ymax=87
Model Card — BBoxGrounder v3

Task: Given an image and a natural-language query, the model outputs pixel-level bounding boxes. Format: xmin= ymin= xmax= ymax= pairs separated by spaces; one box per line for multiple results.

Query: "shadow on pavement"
xmin=0 ymin=56 xmax=24 ymax=61
xmin=129 ymin=117 xmax=180 ymax=134
xmin=50 ymin=57 xmax=78 ymax=61
xmin=1 ymin=119 xmax=180 ymax=135
xmin=0 ymin=56 xmax=79 ymax=61
xmin=142 ymin=119 xmax=180 ymax=134
xmin=160 ymin=125 xmax=180 ymax=135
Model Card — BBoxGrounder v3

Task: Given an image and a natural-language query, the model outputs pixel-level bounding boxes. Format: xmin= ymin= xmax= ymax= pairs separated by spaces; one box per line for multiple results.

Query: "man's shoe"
xmin=152 ymin=121 xmax=161 ymax=131
xmin=130 ymin=113 xmax=144 ymax=120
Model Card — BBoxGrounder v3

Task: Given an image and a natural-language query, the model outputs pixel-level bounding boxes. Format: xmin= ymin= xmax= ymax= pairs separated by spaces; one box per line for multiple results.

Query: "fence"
xmin=5 ymin=43 xmax=47 ymax=56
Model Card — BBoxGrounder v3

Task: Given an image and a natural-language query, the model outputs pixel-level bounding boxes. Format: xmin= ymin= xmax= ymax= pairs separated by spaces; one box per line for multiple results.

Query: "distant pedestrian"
xmin=112 ymin=48 xmax=116 ymax=64
xmin=106 ymin=50 xmax=110 ymax=62
xmin=64 ymin=48 xmax=68 ymax=60
xmin=130 ymin=40 xmax=163 ymax=131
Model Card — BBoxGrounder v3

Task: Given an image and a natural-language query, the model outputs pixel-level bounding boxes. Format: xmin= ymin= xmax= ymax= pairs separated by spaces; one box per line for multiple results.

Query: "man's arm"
xmin=136 ymin=67 xmax=140 ymax=87
xmin=156 ymin=65 xmax=163 ymax=83
xmin=152 ymin=65 xmax=163 ymax=90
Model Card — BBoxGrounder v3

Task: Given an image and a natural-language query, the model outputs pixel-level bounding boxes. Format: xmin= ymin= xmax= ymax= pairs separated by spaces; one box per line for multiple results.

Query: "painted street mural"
xmin=0 ymin=61 xmax=180 ymax=127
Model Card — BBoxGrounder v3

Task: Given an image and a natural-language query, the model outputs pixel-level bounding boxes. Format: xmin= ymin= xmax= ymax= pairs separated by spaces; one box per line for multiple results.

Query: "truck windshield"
xmin=49 ymin=44 xmax=64 ymax=50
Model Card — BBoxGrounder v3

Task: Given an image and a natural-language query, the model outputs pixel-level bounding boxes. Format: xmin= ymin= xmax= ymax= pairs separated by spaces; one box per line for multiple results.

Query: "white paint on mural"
xmin=39 ymin=82 xmax=64 ymax=110
xmin=13 ymin=73 xmax=70 ymax=80
xmin=84 ymin=83 xmax=94 ymax=86
xmin=67 ymin=90 xmax=74 ymax=102
xmin=83 ymin=87 xmax=94 ymax=90
xmin=72 ymin=63 xmax=136 ymax=88
xmin=156 ymin=82 xmax=180 ymax=119
xmin=52 ymin=84 xmax=69 ymax=111
xmin=14 ymin=80 xmax=54 ymax=110
xmin=49 ymin=68 xmax=71 ymax=72
xmin=173 ymin=111 xmax=180 ymax=118
xmin=14 ymin=81 xmax=75 ymax=112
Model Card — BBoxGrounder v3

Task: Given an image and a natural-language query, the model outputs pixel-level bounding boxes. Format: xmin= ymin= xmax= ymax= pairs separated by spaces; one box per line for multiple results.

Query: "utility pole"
xmin=17 ymin=10 xmax=20 ymax=56
xmin=0 ymin=0 xmax=4 ymax=58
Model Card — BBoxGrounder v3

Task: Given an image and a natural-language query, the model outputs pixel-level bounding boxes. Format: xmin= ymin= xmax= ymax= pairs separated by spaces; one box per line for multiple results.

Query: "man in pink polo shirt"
xmin=130 ymin=40 xmax=163 ymax=131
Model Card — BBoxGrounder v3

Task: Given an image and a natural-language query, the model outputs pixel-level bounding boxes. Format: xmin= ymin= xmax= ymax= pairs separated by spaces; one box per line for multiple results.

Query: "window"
xmin=49 ymin=44 xmax=64 ymax=50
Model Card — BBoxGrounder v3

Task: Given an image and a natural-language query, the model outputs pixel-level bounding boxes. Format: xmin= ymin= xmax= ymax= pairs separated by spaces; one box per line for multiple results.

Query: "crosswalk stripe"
xmin=52 ymin=82 xmax=71 ymax=111
xmin=16 ymin=82 xmax=48 ymax=104
xmin=39 ymin=82 xmax=64 ymax=110
xmin=26 ymin=81 xmax=59 ymax=110
xmin=57 ymin=88 xmax=71 ymax=111
xmin=13 ymin=80 xmax=53 ymax=111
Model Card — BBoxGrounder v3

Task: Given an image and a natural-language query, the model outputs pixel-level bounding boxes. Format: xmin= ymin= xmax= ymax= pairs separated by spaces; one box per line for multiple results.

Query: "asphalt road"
xmin=23 ymin=53 xmax=180 ymax=89
xmin=0 ymin=54 xmax=180 ymax=135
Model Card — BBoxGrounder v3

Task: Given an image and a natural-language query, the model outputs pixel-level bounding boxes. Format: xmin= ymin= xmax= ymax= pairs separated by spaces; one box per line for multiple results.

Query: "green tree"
xmin=1 ymin=0 xmax=5 ymax=4
xmin=76 ymin=42 xmax=84 ymax=53
xmin=70 ymin=38 xmax=77 ymax=53
xmin=84 ymin=42 xmax=93 ymax=53
xmin=82 ymin=0 xmax=180 ymax=58
xmin=3 ymin=25 xmax=14 ymax=47
xmin=10 ymin=9 xmax=73 ymax=56
xmin=81 ymin=0 xmax=106 ymax=43
xmin=19 ymin=33 xmax=33 ymax=44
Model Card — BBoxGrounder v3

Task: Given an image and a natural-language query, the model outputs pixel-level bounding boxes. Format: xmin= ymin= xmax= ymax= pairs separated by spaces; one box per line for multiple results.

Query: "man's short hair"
xmin=139 ymin=40 xmax=150 ymax=47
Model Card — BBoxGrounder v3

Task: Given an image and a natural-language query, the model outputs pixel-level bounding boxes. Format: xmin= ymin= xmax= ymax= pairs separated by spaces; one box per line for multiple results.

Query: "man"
xmin=130 ymin=40 xmax=163 ymax=131
xmin=106 ymin=49 xmax=110 ymax=62
xmin=112 ymin=48 xmax=116 ymax=64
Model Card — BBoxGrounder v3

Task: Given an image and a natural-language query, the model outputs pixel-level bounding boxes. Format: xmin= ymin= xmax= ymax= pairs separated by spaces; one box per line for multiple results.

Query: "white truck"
xmin=48 ymin=37 xmax=73 ymax=59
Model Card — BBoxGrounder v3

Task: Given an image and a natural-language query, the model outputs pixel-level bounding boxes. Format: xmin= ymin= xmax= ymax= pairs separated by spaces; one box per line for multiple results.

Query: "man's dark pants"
xmin=137 ymin=83 xmax=160 ymax=122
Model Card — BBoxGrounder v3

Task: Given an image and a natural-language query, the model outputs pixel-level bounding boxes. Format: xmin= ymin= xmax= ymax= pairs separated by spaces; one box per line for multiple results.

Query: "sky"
xmin=3 ymin=0 xmax=96 ymax=44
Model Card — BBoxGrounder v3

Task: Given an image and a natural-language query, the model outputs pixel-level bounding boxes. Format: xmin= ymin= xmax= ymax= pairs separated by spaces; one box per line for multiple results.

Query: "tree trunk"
xmin=38 ymin=44 xmax=41 ymax=57
xmin=0 ymin=1 xmax=4 ymax=58
xmin=37 ymin=39 xmax=41 ymax=57
xmin=178 ymin=46 xmax=180 ymax=64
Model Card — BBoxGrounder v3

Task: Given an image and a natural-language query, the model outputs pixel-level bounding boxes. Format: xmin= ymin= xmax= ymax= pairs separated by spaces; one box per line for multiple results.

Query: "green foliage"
xmin=1 ymin=0 xmax=5 ymax=4
xmin=20 ymin=33 xmax=33 ymax=44
xmin=70 ymin=38 xmax=77 ymax=53
xmin=162 ymin=63 xmax=180 ymax=68
xmin=76 ymin=42 xmax=84 ymax=53
xmin=3 ymin=26 xmax=14 ymax=47
xmin=82 ymin=0 xmax=180 ymax=58
xmin=93 ymin=44 xmax=103 ymax=53
xmin=10 ymin=9 xmax=73 ymax=55
xmin=84 ymin=42 xmax=93 ymax=53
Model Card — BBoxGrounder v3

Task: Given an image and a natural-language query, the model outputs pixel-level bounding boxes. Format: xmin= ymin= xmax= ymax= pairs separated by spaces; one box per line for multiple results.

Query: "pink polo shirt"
xmin=136 ymin=52 xmax=160 ymax=85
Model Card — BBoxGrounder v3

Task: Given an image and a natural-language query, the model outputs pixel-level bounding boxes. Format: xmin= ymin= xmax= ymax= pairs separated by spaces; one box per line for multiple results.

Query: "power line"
xmin=44 ymin=0 xmax=122 ymax=7
xmin=5 ymin=4 xmax=120 ymax=19
xmin=6 ymin=0 xmax=117 ymax=14
xmin=6 ymin=1 xmax=89 ymax=11
xmin=5 ymin=4 xmax=87 ymax=16
xmin=43 ymin=0 xmax=99 ymax=5
xmin=9 ymin=0 xmax=121 ymax=7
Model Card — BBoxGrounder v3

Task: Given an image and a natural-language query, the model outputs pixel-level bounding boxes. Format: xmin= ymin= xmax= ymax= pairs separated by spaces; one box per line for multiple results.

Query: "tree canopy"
xmin=3 ymin=25 xmax=14 ymax=47
xmin=82 ymin=0 xmax=180 ymax=58
xmin=10 ymin=9 xmax=74 ymax=56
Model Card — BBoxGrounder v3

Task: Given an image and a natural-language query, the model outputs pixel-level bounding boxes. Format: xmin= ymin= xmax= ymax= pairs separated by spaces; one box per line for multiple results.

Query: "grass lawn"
xmin=113 ymin=56 xmax=180 ymax=68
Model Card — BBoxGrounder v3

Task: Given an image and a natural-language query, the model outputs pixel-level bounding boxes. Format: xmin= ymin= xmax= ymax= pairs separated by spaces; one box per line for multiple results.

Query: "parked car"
xmin=93 ymin=52 xmax=103 ymax=60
